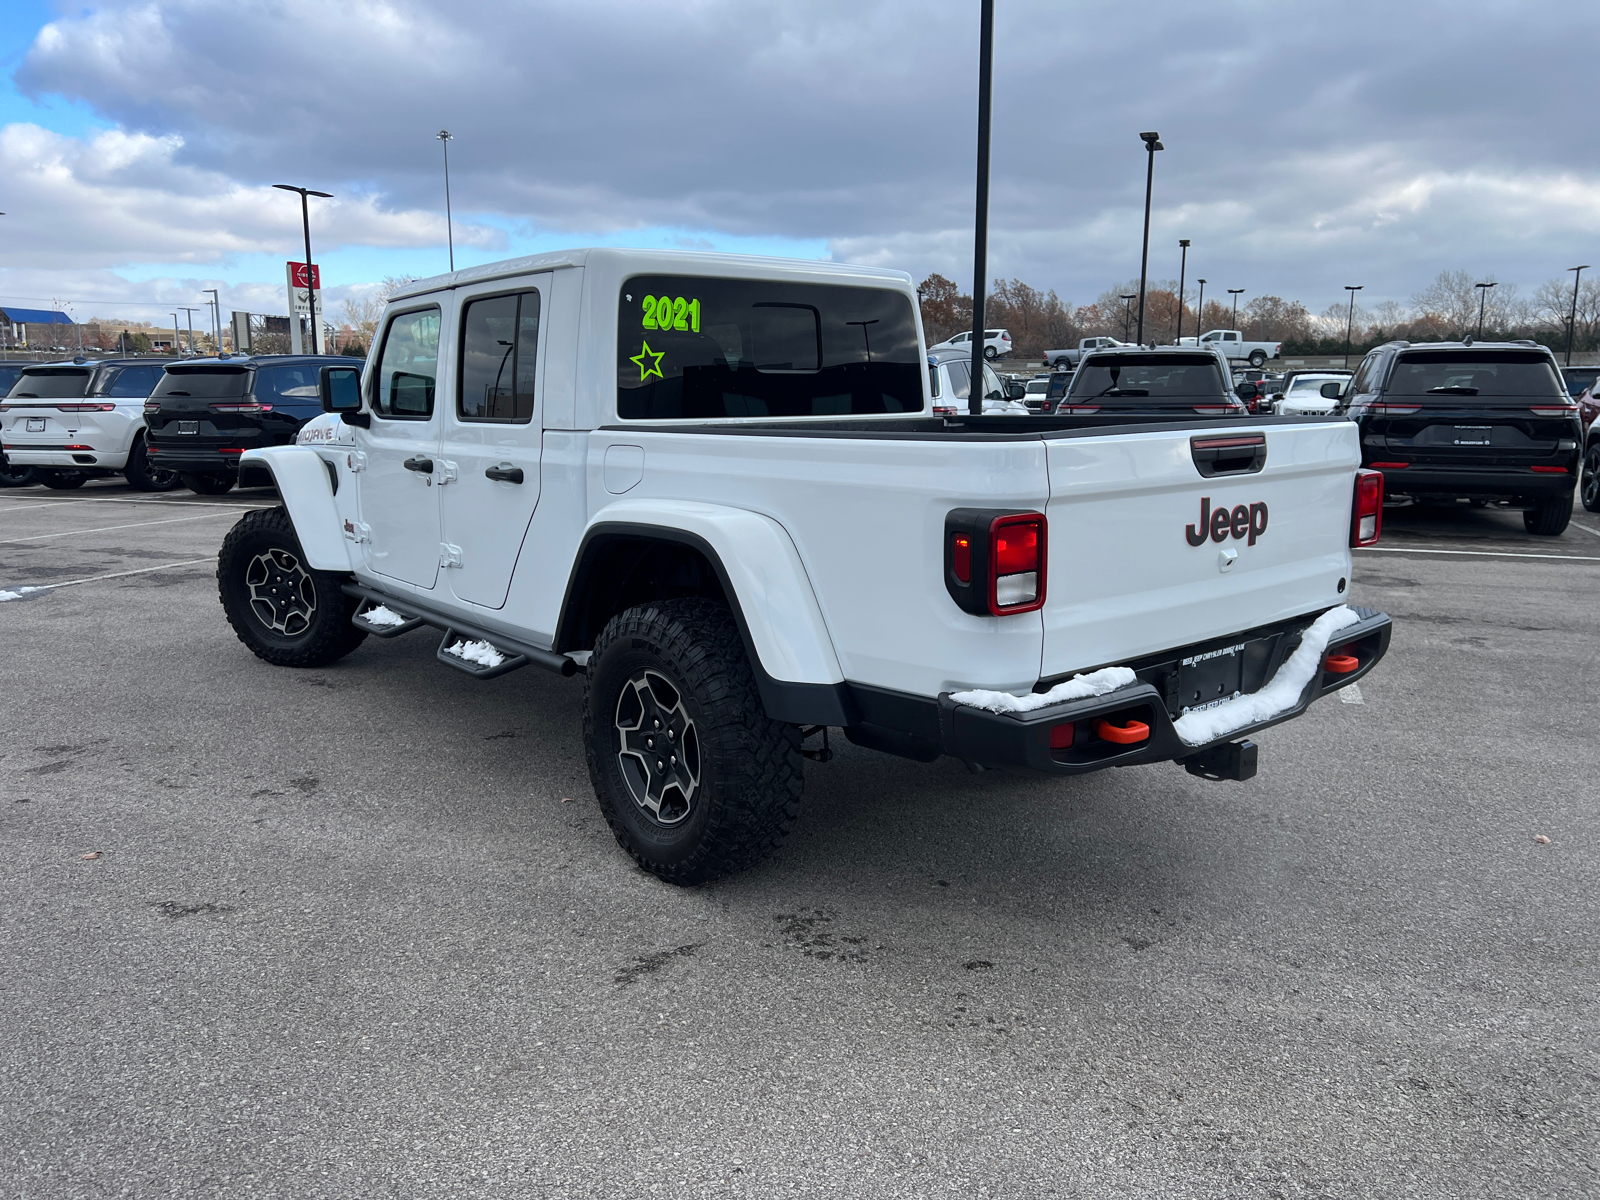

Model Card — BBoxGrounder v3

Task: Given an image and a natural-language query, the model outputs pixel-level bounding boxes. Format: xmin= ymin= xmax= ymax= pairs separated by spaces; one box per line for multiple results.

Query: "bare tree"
xmin=987 ymin=278 xmax=1077 ymax=357
xmin=916 ymin=273 xmax=971 ymax=346
xmin=340 ymin=276 xmax=412 ymax=348
xmin=1241 ymin=296 xmax=1312 ymax=343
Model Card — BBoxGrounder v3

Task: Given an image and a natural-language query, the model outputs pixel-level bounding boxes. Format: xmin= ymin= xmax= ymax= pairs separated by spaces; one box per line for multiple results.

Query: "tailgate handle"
xmin=1192 ymin=433 xmax=1266 ymax=478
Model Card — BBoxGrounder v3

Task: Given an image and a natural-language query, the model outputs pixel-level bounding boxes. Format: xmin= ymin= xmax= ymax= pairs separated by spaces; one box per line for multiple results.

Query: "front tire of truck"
xmin=216 ymin=506 xmax=367 ymax=667
xmin=584 ymin=598 xmax=803 ymax=886
xmin=1248 ymin=350 xmax=1267 ymax=367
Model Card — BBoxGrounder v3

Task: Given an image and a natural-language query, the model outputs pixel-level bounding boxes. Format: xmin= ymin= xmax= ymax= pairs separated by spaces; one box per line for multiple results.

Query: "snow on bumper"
xmin=939 ymin=605 xmax=1391 ymax=775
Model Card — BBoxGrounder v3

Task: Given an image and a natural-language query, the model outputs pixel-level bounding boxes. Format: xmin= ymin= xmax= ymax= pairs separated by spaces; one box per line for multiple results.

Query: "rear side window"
xmin=10 ymin=368 xmax=92 ymax=399
xmin=617 ymin=276 xmax=923 ymax=419
xmin=458 ymin=290 xmax=540 ymax=422
xmin=255 ymin=364 xmax=322 ymax=404
xmin=1387 ymin=351 xmax=1563 ymax=401
xmin=373 ymin=308 xmax=441 ymax=419
xmin=1069 ymin=355 xmax=1223 ymax=400
xmin=100 ymin=366 xmax=164 ymax=397
xmin=152 ymin=367 xmax=248 ymax=399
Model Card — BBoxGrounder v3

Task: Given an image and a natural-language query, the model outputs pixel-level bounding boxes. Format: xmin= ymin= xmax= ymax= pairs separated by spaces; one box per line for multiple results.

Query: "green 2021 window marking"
xmin=641 ymin=295 xmax=701 ymax=333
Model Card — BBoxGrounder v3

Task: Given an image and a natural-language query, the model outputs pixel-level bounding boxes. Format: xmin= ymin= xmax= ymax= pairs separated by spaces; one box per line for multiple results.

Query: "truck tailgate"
xmin=1041 ymin=421 xmax=1358 ymax=678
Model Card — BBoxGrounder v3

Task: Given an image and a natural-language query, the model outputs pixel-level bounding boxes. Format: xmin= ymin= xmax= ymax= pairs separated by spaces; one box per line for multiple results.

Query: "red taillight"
xmin=55 ymin=403 xmax=115 ymax=412
xmin=1371 ymin=403 xmax=1421 ymax=416
xmin=63 ymin=444 xmax=93 ymax=451
xmin=1368 ymin=461 xmax=1407 ymax=469
xmin=932 ymin=404 xmax=958 ymax=417
xmin=1530 ymin=464 xmax=1572 ymax=473
xmin=1049 ymin=722 xmax=1075 ymax=750
xmin=989 ymin=513 xmax=1045 ymax=614
xmin=951 ymin=534 xmax=972 ymax=583
xmin=209 ymin=402 xmax=272 ymax=413
xmin=1351 ymin=468 xmax=1383 ymax=547
xmin=143 ymin=401 xmax=160 ymax=416
xmin=1530 ymin=405 xmax=1577 ymax=416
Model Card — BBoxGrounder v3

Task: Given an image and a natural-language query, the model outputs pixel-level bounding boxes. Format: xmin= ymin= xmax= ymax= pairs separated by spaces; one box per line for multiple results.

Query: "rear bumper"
xmin=1373 ymin=463 xmax=1577 ymax=499
xmin=2 ymin=446 xmax=126 ymax=468
xmin=843 ymin=606 xmax=1392 ymax=777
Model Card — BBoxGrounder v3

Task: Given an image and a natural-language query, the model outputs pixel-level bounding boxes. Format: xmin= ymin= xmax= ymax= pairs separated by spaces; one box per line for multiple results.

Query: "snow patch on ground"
xmin=1173 ymin=606 xmax=1361 ymax=746
xmin=0 ymin=586 xmax=44 ymax=602
xmin=950 ymin=666 xmax=1138 ymax=714
xmin=445 ymin=639 xmax=506 ymax=668
xmin=362 ymin=604 xmax=408 ymax=628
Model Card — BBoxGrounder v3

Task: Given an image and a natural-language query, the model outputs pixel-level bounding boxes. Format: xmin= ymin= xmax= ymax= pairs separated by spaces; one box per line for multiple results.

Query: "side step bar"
xmin=340 ymin=581 xmax=579 ymax=679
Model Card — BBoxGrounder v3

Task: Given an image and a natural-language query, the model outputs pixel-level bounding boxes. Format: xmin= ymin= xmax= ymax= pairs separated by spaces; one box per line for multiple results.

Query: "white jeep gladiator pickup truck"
xmin=216 ymin=248 xmax=1391 ymax=884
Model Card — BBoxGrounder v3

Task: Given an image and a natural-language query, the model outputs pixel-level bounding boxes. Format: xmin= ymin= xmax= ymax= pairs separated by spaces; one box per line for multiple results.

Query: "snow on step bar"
xmin=342 ymin=584 xmax=581 ymax=678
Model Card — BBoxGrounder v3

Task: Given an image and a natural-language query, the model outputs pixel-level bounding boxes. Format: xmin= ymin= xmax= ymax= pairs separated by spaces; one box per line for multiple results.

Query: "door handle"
xmin=403 ymin=457 xmax=434 ymax=473
xmin=484 ymin=463 xmax=524 ymax=484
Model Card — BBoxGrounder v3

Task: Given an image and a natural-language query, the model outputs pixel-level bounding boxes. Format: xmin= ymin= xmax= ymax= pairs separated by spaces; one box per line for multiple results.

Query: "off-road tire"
xmin=1581 ymin=444 xmax=1600 ymax=513
xmin=0 ymin=456 xmax=36 ymax=488
xmin=1524 ymin=489 xmax=1573 ymax=536
xmin=583 ymin=598 xmax=803 ymax=886
xmin=183 ymin=473 xmax=235 ymax=495
xmin=217 ymin=506 xmax=366 ymax=667
xmin=123 ymin=435 xmax=181 ymax=492
xmin=1248 ymin=350 xmax=1267 ymax=367
xmin=38 ymin=469 xmax=87 ymax=490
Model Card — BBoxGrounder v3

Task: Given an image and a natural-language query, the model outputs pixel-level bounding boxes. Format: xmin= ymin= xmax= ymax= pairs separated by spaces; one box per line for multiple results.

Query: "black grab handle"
xmin=484 ymin=464 xmax=524 ymax=484
xmin=403 ymin=457 xmax=434 ymax=473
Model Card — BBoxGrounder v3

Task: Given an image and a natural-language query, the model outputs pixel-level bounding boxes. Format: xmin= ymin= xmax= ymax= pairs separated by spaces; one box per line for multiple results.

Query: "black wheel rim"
xmin=1584 ymin=450 xmax=1600 ymax=509
xmin=614 ymin=669 xmax=701 ymax=826
xmin=244 ymin=548 xmax=316 ymax=636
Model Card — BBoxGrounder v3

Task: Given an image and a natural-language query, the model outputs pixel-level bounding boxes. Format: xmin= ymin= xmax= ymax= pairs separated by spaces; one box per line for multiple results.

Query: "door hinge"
xmin=438 ymin=459 xmax=458 ymax=485
xmin=342 ymin=519 xmax=371 ymax=544
xmin=345 ymin=450 xmax=367 ymax=472
xmin=440 ymin=542 xmax=463 ymax=568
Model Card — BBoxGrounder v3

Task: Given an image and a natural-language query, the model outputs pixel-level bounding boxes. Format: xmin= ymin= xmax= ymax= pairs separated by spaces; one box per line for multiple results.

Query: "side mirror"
xmin=1006 ymin=381 xmax=1026 ymax=399
xmin=1320 ymin=381 xmax=1346 ymax=399
xmin=320 ymin=365 xmax=369 ymax=426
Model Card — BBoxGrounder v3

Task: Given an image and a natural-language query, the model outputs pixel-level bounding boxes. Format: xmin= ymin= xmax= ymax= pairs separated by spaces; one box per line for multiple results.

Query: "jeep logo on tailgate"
xmin=1186 ymin=497 xmax=1268 ymax=547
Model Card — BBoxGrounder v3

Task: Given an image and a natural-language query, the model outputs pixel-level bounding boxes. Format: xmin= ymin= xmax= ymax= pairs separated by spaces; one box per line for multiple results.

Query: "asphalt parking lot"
xmin=1 ymin=480 xmax=1596 ymax=1199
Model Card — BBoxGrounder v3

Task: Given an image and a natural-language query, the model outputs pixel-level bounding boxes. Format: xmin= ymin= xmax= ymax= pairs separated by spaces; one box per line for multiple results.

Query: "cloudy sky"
xmin=2 ymin=0 xmax=1598 ymax=326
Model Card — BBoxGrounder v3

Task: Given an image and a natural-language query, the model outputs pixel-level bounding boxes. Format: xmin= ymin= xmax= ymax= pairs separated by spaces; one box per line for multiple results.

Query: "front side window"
xmin=10 ymin=368 xmax=92 ymax=399
xmin=373 ymin=307 xmax=441 ymax=419
xmin=1387 ymin=351 xmax=1563 ymax=401
xmin=617 ymin=276 xmax=922 ymax=419
xmin=1349 ymin=355 xmax=1378 ymax=395
xmin=458 ymin=290 xmax=540 ymax=422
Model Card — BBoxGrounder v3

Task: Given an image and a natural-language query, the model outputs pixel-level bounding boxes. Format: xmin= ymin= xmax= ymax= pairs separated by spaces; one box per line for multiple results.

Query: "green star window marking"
xmin=630 ymin=340 xmax=665 ymax=382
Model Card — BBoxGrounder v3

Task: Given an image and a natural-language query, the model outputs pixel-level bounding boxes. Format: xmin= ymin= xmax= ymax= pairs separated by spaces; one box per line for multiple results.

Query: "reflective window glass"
xmin=373 ymin=307 xmax=440 ymax=419
xmin=459 ymin=291 xmax=539 ymax=422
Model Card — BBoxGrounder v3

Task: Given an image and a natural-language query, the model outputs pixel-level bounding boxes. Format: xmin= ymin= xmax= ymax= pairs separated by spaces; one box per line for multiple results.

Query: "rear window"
xmin=1387 ymin=351 xmax=1563 ymax=400
xmin=1069 ymin=354 xmax=1224 ymax=401
xmin=9 ymin=367 xmax=92 ymax=399
xmin=152 ymin=366 xmax=250 ymax=399
xmin=617 ymin=276 xmax=923 ymax=419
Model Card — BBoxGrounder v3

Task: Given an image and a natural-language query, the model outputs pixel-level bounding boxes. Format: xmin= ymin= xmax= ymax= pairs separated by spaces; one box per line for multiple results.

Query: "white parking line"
xmin=0 ymin=511 xmax=237 ymax=545
xmin=0 ymin=556 xmax=216 ymax=600
xmin=0 ymin=495 xmax=263 ymax=510
xmin=1566 ymin=521 xmax=1600 ymax=539
xmin=1358 ymin=546 xmax=1600 ymax=562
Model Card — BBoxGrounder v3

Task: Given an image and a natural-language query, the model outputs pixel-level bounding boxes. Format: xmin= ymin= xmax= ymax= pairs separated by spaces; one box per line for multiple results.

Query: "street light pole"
xmin=1135 ymin=131 xmax=1163 ymax=347
xmin=1343 ymin=285 xmax=1364 ymax=368
xmin=172 ymin=313 xmax=181 ymax=357
xmin=1175 ymin=239 xmax=1190 ymax=345
xmin=967 ymin=0 xmax=995 ymax=417
xmin=273 ymin=183 xmax=333 ymax=355
xmin=1228 ymin=289 xmax=1244 ymax=332
xmin=179 ymin=307 xmax=204 ymax=356
xmin=1567 ymin=265 xmax=1589 ymax=368
xmin=1474 ymin=281 xmax=1496 ymax=339
xmin=1195 ymin=279 xmax=1206 ymax=337
xmin=203 ymin=288 xmax=220 ymax=352
xmin=437 ymin=130 xmax=456 ymax=273
xmin=1120 ymin=294 xmax=1137 ymax=343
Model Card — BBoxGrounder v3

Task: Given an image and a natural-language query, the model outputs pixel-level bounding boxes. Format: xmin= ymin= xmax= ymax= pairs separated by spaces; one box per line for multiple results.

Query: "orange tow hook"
xmin=1093 ymin=717 xmax=1150 ymax=745
xmin=1324 ymin=653 xmax=1360 ymax=675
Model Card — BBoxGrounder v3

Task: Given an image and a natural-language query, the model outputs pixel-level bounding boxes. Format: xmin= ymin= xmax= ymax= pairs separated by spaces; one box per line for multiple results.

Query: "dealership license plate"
xmin=175 ymin=420 xmax=199 ymax=434
xmin=26 ymin=417 xmax=45 ymax=432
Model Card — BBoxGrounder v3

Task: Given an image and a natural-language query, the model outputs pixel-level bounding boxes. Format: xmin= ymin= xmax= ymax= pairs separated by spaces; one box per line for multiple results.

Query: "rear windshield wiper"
xmin=1426 ymin=385 xmax=1479 ymax=395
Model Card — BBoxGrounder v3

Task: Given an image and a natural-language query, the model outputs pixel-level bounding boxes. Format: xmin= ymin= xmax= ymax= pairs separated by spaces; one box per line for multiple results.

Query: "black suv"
xmin=145 ymin=355 xmax=356 ymax=494
xmin=1343 ymin=341 xmax=1580 ymax=535
xmin=1059 ymin=348 xmax=1248 ymax=418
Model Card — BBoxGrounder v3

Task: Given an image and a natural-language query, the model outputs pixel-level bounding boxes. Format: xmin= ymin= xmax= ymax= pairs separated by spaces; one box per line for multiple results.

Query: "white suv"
xmin=929 ymin=328 xmax=1012 ymax=360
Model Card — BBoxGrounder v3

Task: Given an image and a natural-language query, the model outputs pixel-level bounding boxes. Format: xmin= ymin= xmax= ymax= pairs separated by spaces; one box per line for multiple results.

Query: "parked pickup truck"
xmin=216 ymin=248 xmax=1392 ymax=885
xmin=1177 ymin=329 xmax=1282 ymax=368
xmin=1044 ymin=336 xmax=1127 ymax=369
